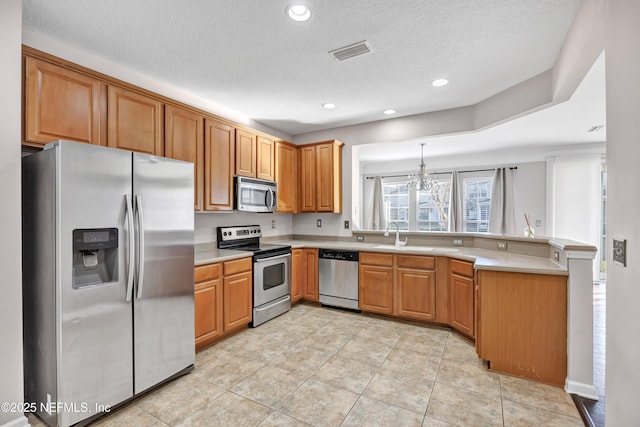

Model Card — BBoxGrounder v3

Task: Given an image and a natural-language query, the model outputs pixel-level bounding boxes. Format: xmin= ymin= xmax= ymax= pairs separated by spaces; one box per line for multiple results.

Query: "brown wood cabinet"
xmin=24 ymin=56 xmax=105 ymax=147
xmin=298 ymin=140 xmax=343 ymax=213
xmin=476 ymin=270 xmax=568 ymax=386
xmin=291 ymin=248 xmax=303 ymax=304
xmin=194 ymin=257 xmax=252 ymax=351
xmin=235 ymin=129 xmax=257 ymax=177
xmin=204 ymin=118 xmax=235 ymax=211
xmin=275 ymin=140 xmax=298 ymax=213
xmin=395 ymin=255 xmax=436 ymax=321
xmin=194 ymin=263 xmax=223 ymax=351
xmin=257 ymin=136 xmax=275 ymax=181
xmin=449 ymin=259 xmax=475 ymax=337
xmin=165 ymin=105 xmax=203 ymax=210
xmin=108 ymin=85 xmax=163 ymax=155
xmin=301 ymin=248 xmax=319 ymax=301
xmin=359 ymin=252 xmax=394 ymax=315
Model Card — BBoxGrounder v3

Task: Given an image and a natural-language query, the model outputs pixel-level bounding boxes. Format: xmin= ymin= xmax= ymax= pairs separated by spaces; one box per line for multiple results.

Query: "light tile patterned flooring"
xmin=30 ymin=304 xmax=584 ymax=426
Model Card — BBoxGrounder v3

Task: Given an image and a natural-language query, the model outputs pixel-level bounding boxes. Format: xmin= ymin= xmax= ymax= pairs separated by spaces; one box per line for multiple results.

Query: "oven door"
xmin=254 ymin=253 xmax=290 ymax=307
xmin=236 ymin=178 xmax=276 ymax=213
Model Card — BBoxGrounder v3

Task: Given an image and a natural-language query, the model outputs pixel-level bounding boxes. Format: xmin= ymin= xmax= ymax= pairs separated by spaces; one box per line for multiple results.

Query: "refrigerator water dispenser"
xmin=72 ymin=228 xmax=118 ymax=288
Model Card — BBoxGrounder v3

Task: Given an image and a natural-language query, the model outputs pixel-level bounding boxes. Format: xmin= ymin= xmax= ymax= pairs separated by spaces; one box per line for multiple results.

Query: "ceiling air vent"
xmin=329 ymin=41 xmax=371 ymax=62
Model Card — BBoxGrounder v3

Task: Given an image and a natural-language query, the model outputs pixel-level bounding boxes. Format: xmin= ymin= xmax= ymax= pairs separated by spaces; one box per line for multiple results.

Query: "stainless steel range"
xmin=217 ymin=225 xmax=291 ymax=326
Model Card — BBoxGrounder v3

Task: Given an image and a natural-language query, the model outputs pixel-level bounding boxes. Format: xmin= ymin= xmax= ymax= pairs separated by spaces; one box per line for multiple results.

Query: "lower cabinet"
xmin=291 ymin=248 xmax=303 ymax=304
xmin=359 ymin=253 xmax=436 ymax=320
xmin=449 ymin=259 xmax=475 ymax=337
xmin=301 ymin=248 xmax=319 ymax=301
xmin=194 ymin=257 xmax=252 ymax=351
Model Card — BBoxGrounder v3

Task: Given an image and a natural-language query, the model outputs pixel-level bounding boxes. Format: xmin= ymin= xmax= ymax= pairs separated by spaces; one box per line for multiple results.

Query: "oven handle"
xmin=255 ymin=253 xmax=291 ymax=262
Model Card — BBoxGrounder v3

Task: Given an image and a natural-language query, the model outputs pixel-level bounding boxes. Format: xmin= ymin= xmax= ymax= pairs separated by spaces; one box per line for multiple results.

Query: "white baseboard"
xmin=565 ymin=379 xmax=599 ymax=400
xmin=1 ymin=415 xmax=29 ymax=427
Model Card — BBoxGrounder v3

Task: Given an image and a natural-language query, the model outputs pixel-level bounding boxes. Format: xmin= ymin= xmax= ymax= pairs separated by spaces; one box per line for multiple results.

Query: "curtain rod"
xmin=365 ymin=167 xmax=517 ymax=180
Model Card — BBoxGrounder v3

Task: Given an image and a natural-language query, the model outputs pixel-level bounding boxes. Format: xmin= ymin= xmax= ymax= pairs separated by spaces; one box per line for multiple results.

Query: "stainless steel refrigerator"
xmin=22 ymin=140 xmax=195 ymax=427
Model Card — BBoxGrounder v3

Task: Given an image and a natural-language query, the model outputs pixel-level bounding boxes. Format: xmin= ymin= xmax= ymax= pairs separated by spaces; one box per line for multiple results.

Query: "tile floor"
xmin=29 ymin=304 xmax=584 ymax=426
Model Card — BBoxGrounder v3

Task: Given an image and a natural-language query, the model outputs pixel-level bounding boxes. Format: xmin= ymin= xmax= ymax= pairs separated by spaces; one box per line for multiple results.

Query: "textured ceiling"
xmin=22 ymin=0 xmax=582 ymax=136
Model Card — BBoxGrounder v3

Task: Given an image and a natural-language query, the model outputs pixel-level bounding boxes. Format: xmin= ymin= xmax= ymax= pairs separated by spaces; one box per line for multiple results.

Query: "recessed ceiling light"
xmin=431 ymin=78 xmax=449 ymax=87
xmin=322 ymin=103 xmax=336 ymax=109
xmin=287 ymin=4 xmax=311 ymax=22
xmin=383 ymin=109 xmax=397 ymax=115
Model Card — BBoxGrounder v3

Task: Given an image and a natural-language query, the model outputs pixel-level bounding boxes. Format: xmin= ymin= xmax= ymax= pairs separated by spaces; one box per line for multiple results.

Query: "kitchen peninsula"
xmin=195 ymin=231 xmax=597 ymax=398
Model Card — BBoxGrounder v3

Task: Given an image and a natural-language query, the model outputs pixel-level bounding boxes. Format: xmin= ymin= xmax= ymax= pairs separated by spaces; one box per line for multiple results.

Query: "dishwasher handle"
xmin=318 ymin=249 xmax=359 ymax=261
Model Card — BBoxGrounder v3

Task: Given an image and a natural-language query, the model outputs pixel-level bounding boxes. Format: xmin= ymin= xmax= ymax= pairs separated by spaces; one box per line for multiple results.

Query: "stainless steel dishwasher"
xmin=318 ymin=249 xmax=359 ymax=310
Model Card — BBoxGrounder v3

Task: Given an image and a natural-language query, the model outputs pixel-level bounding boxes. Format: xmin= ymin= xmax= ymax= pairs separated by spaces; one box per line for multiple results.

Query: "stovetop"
xmin=216 ymin=225 xmax=291 ymax=257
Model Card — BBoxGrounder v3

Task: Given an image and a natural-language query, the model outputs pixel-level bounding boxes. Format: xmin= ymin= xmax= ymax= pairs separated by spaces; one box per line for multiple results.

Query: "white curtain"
xmin=447 ymin=171 xmax=463 ymax=232
xmin=369 ymin=176 xmax=386 ymax=230
xmin=489 ymin=168 xmax=516 ymax=234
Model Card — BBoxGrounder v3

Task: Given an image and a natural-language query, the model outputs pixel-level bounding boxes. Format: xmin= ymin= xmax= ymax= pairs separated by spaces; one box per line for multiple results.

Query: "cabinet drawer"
xmin=397 ymin=255 xmax=435 ymax=270
xmin=360 ymin=252 xmax=393 ymax=267
xmin=450 ymin=259 xmax=474 ymax=278
xmin=195 ymin=263 xmax=221 ymax=283
xmin=224 ymin=257 xmax=252 ymax=276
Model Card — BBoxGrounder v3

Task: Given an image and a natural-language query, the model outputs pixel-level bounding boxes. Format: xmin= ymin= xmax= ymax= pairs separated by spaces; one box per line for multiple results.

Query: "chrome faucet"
xmin=384 ymin=221 xmax=407 ymax=248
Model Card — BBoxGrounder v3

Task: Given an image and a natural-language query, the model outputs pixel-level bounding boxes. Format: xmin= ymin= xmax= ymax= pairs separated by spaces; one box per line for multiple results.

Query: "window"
xmin=462 ymin=175 xmax=493 ymax=232
xmin=381 ymin=176 xmax=451 ymax=231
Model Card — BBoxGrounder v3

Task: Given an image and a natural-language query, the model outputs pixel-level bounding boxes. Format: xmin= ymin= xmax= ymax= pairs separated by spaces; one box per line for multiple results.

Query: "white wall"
xmin=547 ymin=154 xmax=603 ymax=278
xmin=195 ymin=213 xmax=293 ymax=243
xmin=0 ymin=1 xmax=26 ymax=427
xmin=605 ymin=0 xmax=640 ymax=424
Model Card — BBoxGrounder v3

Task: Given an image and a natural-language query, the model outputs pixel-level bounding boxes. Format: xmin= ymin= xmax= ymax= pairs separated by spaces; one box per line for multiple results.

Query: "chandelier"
xmin=407 ymin=143 xmax=439 ymax=191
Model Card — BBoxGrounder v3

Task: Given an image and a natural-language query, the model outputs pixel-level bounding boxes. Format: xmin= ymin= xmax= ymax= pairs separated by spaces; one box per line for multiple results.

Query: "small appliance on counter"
xmin=217 ymin=225 xmax=291 ymax=326
xmin=234 ymin=176 xmax=277 ymax=213
xmin=22 ymin=140 xmax=195 ymax=427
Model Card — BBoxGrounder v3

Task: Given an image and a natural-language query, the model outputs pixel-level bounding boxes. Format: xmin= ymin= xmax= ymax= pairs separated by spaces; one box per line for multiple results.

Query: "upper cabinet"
xmin=204 ymin=118 xmax=235 ymax=211
xmin=299 ymin=140 xmax=343 ymax=213
xmin=108 ymin=86 xmax=163 ymax=155
xmin=235 ymin=129 xmax=257 ymax=178
xmin=24 ymin=57 xmax=105 ymax=147
xmin=256 ymin=136 xmax=275 ymax=181
xmin=164 ymin=105 xmax=204 ymax=210
xmin=275 ymin=140 xmax=298 ymax=213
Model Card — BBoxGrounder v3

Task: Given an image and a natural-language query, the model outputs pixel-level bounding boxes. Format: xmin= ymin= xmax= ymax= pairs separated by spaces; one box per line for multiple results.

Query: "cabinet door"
xmin=165 ymin=105 xmax=203 ymax=210
xmin=256 ymin=136 xmax=275 ymax=181
xmin=302 ymin=248 xmax=319 ymax=301
xmin=204 ymin=119 xmax=235 ymax=211
xmin=275 ymin=141 xmax=298 ymax=213
xmin=235 ymin=129 xmax=257 ymax=177
xmin=450 ymin=273 xmax=474 ymax=337
xmin=291 ymin=248 xmax=303 ymax=303
xmin=108 ymin=86 xmax=163 ymax=155
xmin=223 ymin=271 xmax=252 ymax=332
xmin=359 ymin=265 xmax=394 ymax=315
xmin=194 ymin=278 xmax=223 ymax=351
xmin=24 ymin=57 xmax=104 ymax=146
xmin=299 ymin=146 xmax=316 ymax=212
xmin=315 ymin=143 xmax=334 ymax=212
xmin=395 ymin=268 xmax=436 ymax=321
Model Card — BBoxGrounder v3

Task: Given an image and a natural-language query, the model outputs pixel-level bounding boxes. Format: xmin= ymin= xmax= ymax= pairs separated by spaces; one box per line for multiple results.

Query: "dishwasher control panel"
xmin=318 ymin=249 xmax=359 ymax=261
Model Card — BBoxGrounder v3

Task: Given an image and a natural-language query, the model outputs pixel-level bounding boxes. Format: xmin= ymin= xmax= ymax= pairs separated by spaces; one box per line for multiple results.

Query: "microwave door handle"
xmin=265 ymin=189 xmax=272 ymax=209
xmin=270 ymin=189 xmax=276 ymax=209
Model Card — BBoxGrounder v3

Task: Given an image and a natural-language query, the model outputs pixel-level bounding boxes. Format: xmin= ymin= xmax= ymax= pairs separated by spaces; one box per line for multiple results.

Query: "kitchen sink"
xmin=373 ymin=245 xmax=459 ymax=252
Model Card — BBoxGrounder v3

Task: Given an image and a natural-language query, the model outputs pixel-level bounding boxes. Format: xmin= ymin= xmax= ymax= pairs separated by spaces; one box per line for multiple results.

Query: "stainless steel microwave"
xmin=235 ymin=176 xmax=277 ymax=213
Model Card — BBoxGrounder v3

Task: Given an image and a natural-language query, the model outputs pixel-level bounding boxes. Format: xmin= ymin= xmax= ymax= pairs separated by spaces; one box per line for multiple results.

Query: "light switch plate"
xmin=497 ymin=241 xmax=507 ymax=250
xmin=356 ymin=235 xmax=364 ymax=242
xmin=613 ymin=238 xmax=627 ymax=267
xmin=317 ymin=219 xmax=322 ymax=228
xmin=452 ymin=238 xmax=463 ymax=246
xmin=344 ymin=220 xmax=350 ymax=229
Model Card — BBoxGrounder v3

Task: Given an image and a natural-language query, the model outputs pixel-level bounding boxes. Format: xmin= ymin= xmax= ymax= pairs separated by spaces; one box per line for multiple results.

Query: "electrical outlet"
xmin=497 ymin=241 xmax=507 ymax=250
xmin=356 ymin=235 xmax=364 ymax=242
xmin=344 ymin=220 xmax=350 ymax=229
xmin=452 ymin=238 xmax=463 ymax=246
xmin=613 ymin=238 xmax=627 ymax=267
xmin=554 ymin=250 xmax=560 ymax=261
xmin=316 ymin=219 xmax=322 ymax=228
xmin=271 ymin=220 xmax=276 ymax=229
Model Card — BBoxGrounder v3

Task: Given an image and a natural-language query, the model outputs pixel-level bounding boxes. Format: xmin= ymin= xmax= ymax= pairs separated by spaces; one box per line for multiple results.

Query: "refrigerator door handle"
xmin=125 ymin=194 xmax=135 ymax=302
xmin=135 ymin=194 xmax=146 ymax=299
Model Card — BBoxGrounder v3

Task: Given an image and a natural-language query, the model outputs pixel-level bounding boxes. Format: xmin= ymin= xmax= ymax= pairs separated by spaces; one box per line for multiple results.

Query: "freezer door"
xmin=133 ymin=153 xmax=195 ymax=394
xmin=57 ymin=141 xmax=134 ymax=426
